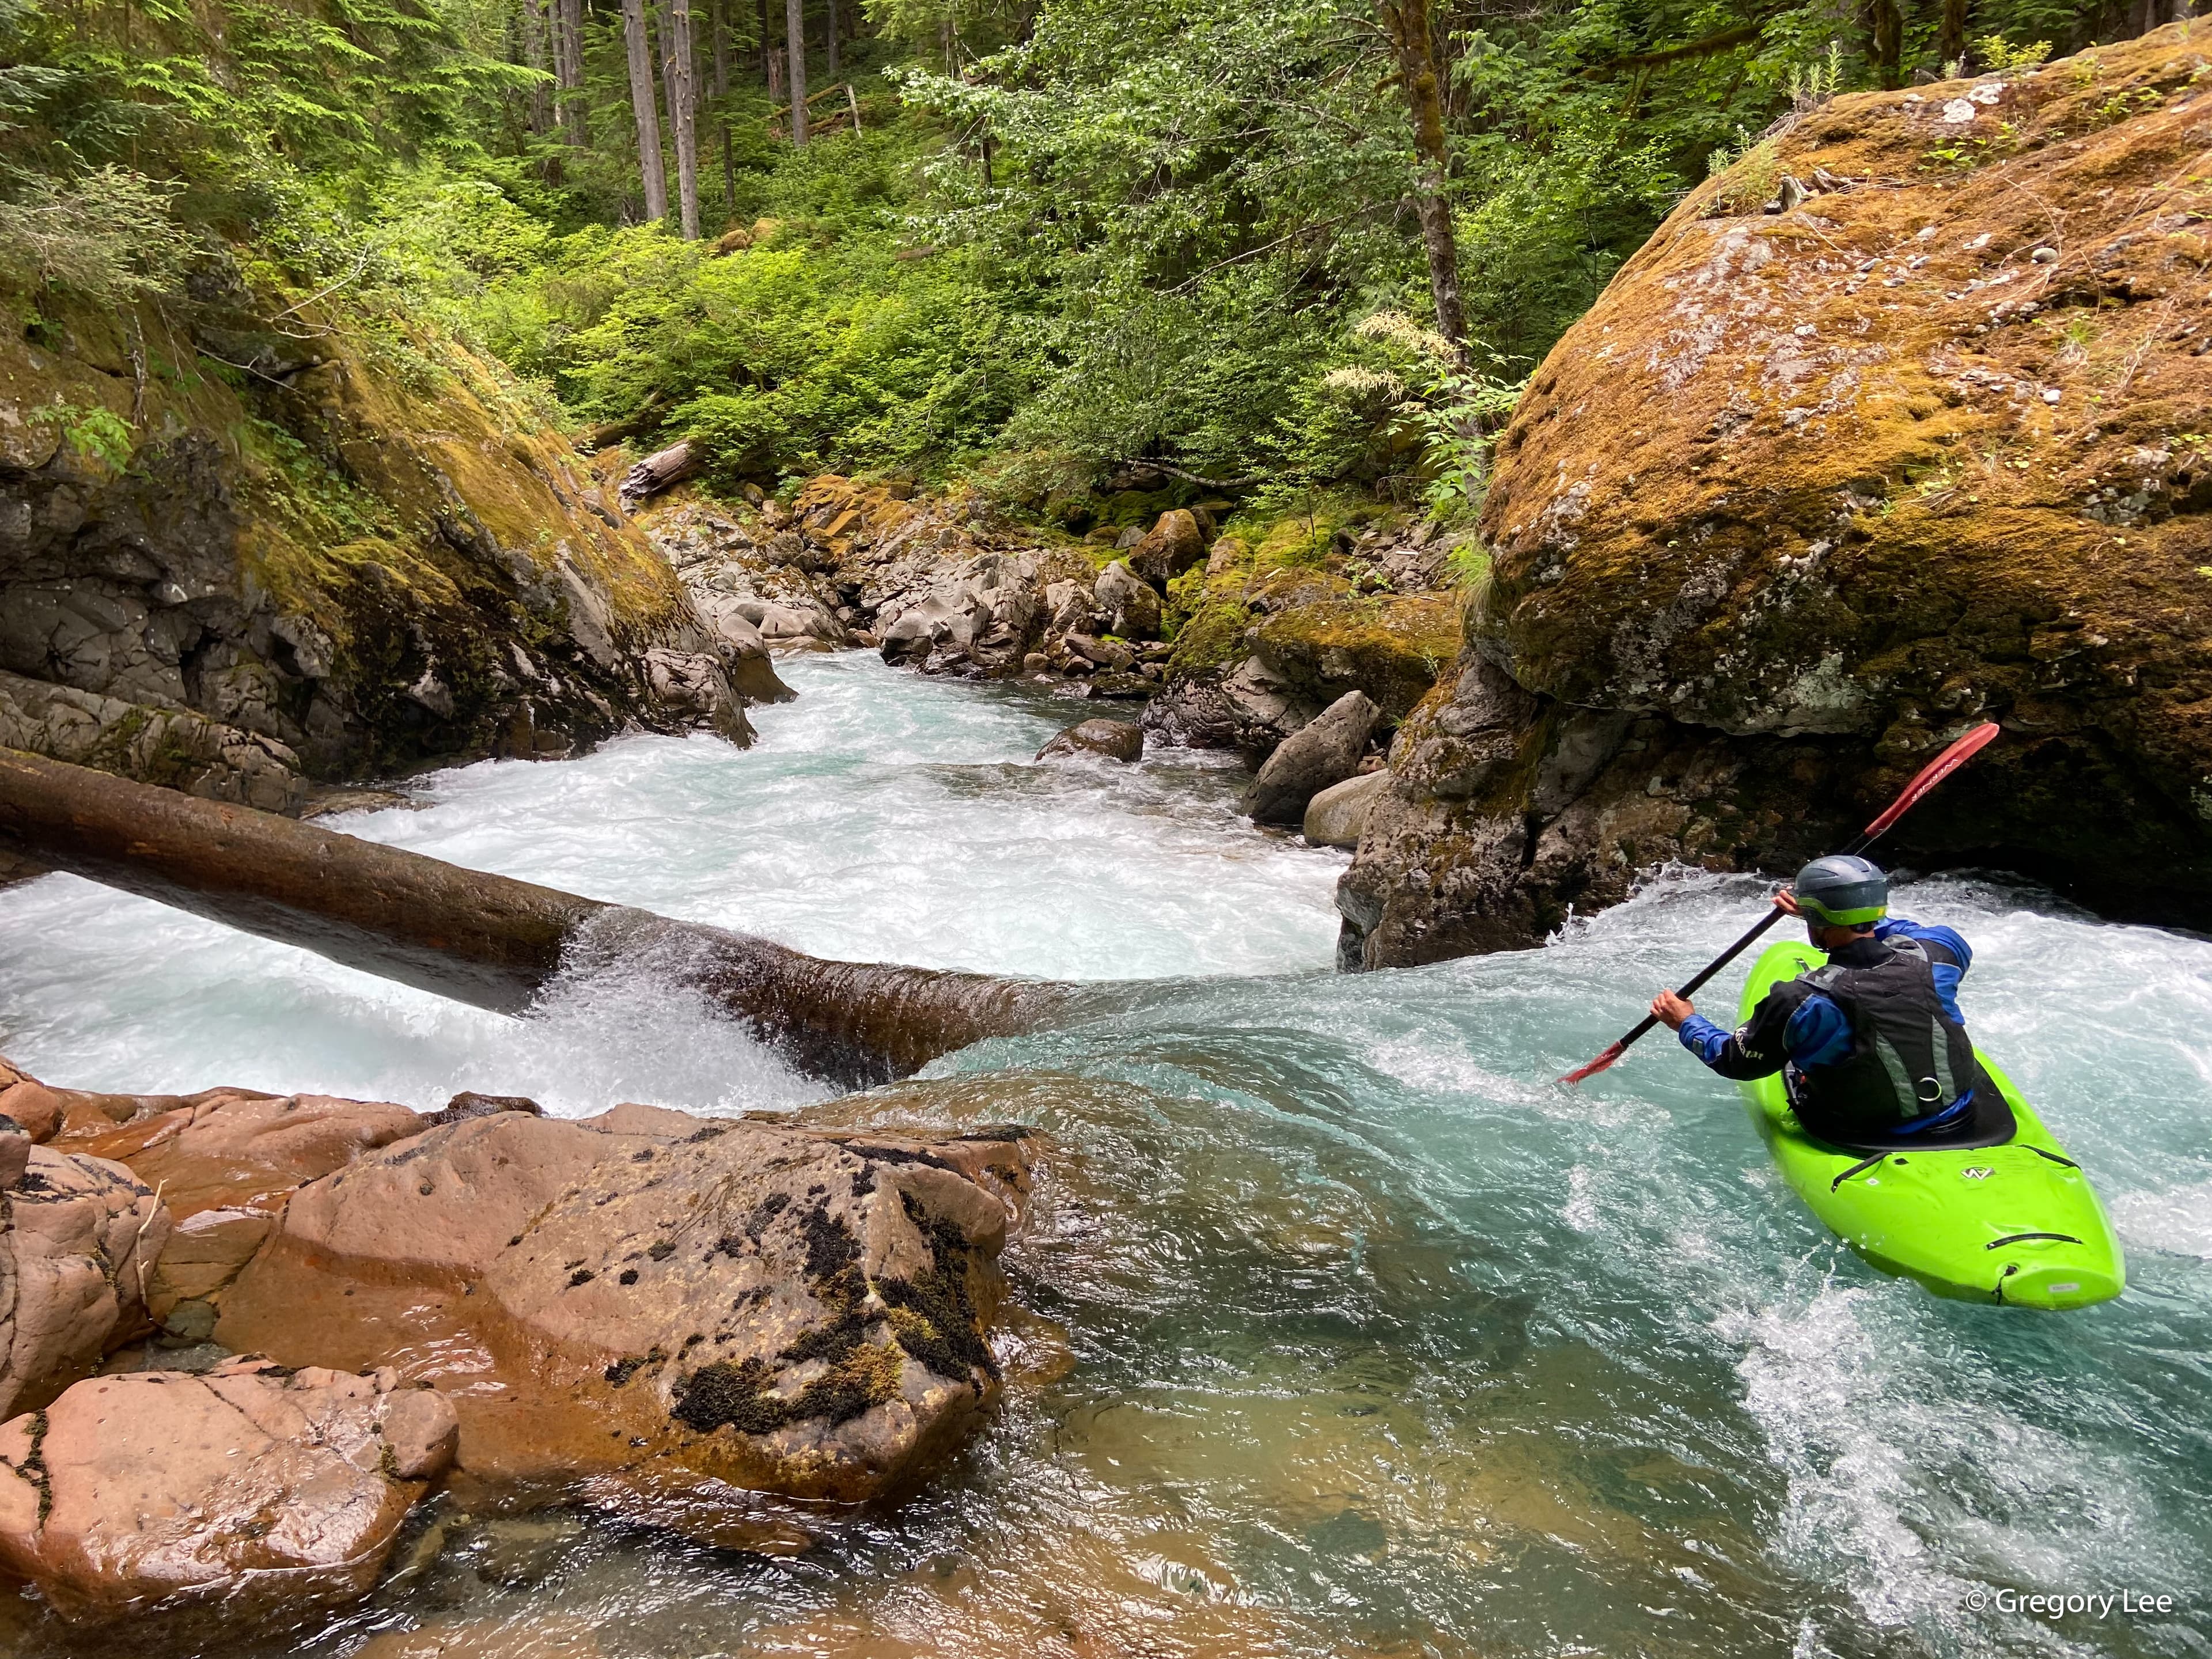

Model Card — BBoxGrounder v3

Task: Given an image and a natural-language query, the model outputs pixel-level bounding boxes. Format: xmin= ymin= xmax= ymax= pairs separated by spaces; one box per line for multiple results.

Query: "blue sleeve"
xmin=1678 ymin=1013 xmax=1733 ymax=1065
xmin=1782 ymin=994 xmax=1854 ymax=1067
xmin=1875 ymin=917 xmax=1970 ymax=1022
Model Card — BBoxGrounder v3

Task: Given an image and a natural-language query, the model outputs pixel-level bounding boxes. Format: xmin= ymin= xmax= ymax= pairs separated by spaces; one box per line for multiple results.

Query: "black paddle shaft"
xmin=1614 ymin=902 xmax=1795 ymax=1052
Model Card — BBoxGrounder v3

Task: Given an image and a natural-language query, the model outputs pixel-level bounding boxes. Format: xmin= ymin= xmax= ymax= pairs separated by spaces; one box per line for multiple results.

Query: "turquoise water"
xmin=2 ymin=654 xmax=2209 ymax=1657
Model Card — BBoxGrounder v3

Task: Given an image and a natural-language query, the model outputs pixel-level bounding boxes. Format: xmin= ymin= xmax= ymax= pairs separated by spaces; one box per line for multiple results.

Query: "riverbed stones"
xmin=1037 ymin=719 xmax=1143 ymax=765
xmin=1303 ymin=768 xmax=1389 ymax=849
xmin=1243 ymin=691 xmax=1379 ymax=827
xmin=0 ymin=1357 xmax=457 ymax=1622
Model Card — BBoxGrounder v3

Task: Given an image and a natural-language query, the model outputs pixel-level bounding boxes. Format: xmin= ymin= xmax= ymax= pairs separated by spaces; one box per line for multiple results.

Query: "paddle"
xmin=1558 ymin=721 xmax=2003 ymax=1085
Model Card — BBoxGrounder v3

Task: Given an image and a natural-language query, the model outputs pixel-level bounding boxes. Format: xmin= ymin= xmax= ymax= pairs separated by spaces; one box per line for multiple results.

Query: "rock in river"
xmin=1243 ymin=690 xmax=1379 ymax=827
xmin=1037 ymin=719 xmax=1144 ymax=765
xmin=1304 ymin=768 xmax=1389 ymax=849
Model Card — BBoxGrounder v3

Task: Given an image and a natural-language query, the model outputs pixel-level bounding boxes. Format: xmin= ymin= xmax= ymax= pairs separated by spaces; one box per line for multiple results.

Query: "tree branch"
xmin=1579 ymin=18 xmax=1775 ymax=79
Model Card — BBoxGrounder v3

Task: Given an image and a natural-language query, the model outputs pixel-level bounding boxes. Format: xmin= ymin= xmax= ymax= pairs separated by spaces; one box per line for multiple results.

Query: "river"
xmin=2 ymin=653 xmax=2208 ymax=1658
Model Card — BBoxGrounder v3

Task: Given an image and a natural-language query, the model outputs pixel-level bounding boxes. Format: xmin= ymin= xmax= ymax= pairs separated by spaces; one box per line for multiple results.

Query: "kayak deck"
xmin=1736 ymin=941 xmax=2124 ymax=1310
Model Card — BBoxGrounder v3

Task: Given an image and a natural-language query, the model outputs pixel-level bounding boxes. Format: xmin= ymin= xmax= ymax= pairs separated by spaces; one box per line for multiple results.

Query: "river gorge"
xmin=2 ymin=653 xmax=2207 ymax=1659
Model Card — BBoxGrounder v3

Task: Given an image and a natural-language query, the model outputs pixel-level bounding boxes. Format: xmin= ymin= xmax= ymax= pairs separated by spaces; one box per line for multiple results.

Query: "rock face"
xmin=210 ymin=1104 xmax=1033 ymax=1533
xmin=0 ymin=264 xmax=758 ymax=809
xmin=1342 ymin=28 xmax=2212 ymax=965
xmin=1093 ymin=560 xmax=1162 ymax=640
xmin=1243 ymin=690 xmax=1379 ymax=826
xmin=1036 ymin=718 xmax=1144 ymax=764
xmin=0 ymin=1357 xmax=457 ymax=1621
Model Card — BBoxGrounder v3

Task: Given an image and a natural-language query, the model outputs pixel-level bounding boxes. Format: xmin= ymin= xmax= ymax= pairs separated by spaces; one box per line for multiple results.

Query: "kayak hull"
xmin=1736 ymin=941 xmax=2124 ymax=1310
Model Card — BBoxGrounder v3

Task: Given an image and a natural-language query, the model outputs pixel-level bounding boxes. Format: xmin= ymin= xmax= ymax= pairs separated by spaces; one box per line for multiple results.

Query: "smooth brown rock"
xmin=0 ymin=1080 xmax=60 ymax=1143
xmin=214 ymin=1107 xmax=1033 ymax=1537
xmin=1302 ymin=768 xmax=1389 ymax=849
xmin=1036 ymin=719 xmax=1143 ymax=765
xmin=355 ymin=1615 xmax=605 ymax=1659
xmin=1 ymin=1146 xmax=170 ymax=1418
xmin=0 ymin=1357 xmax=456 ymax=1622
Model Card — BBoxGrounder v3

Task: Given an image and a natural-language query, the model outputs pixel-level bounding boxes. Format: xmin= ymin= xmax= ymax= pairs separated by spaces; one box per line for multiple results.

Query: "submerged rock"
xmin=0 ymin=1357 xmax=456 ymax=1622
xmin=1037 ymin=718 xmax=1144 ymax=764
xmin=1342 ymin=28 xmax=2212 ymax=963
xmin=1244 ymin=691 xmax=1379 ymax=827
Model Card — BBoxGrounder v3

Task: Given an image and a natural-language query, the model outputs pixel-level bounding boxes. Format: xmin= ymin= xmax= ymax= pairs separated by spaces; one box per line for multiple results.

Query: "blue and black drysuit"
xmin=1677 ymin=919 xmax=1987 ymax=1143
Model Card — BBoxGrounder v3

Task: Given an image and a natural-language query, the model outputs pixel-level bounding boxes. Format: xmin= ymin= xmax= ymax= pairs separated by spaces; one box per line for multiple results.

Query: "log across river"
xmin=0 ymin=747 xmax=1096 ymax=1086
xmin=1 ymin=655 xmax=2208 ymax=1658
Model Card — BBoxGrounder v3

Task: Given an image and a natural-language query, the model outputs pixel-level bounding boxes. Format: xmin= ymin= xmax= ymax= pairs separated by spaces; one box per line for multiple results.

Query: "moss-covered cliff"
xmin=0 ymin=250 xmax=757 ymax=810
xmin=1342 ymin=24 xmax=2212 ymax=967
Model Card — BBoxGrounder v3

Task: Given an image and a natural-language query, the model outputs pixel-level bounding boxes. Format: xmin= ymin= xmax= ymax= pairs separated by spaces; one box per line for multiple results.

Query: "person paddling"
xmin=1647 ymin=856 xmax=1989 ymax=1145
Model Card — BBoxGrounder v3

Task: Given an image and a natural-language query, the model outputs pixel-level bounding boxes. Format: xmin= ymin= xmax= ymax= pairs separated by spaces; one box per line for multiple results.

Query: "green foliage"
xmin=31 ymin=400 xmax=135 ymax=469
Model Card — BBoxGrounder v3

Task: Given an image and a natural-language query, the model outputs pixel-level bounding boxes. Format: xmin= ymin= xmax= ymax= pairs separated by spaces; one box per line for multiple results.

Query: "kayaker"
xmin=1647 ymin=856 xmax=1986 ymax=1143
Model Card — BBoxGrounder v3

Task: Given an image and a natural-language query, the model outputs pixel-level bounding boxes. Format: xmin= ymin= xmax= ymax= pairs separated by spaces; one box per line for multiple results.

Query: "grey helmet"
xmin=1793 ymin=854 xmax=1889 ymax=927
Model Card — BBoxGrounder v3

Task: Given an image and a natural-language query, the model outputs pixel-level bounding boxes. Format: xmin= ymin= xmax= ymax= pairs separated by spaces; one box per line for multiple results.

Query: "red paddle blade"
xmin=1559 ymin=1041 xmax=1625 ymax=1086
xmin=1862 ymin=721 xmax=2001 ymax=839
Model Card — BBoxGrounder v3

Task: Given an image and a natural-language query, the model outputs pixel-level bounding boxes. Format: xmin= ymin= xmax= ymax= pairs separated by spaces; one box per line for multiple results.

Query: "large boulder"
xmin=0 ymin=1145 xmax=171 ymax=1417
xmin=212 ymin=1105 xmax=1033 ymax=1539
xmin=0 ymin=1358 xmax=456 ymax=1622
xmin=1243 ymin=690 xmax=1379 ymax=826
xmin=1341 ymin=28 xmax=2212 ymax=965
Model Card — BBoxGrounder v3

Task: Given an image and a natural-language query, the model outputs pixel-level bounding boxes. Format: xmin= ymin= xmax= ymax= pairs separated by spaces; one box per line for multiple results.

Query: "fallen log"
xmin=619 ymin=438 xmax=704 ymax=506
xmin=0 ymin=749 xmax=1088 ymax=1085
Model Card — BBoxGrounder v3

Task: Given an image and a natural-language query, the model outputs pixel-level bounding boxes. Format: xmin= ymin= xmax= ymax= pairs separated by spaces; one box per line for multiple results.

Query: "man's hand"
xmin=1650 ymin=989 xmax=1695 ymax=1030
xmin=1772 ymin=887 xmax=1802 ymax=918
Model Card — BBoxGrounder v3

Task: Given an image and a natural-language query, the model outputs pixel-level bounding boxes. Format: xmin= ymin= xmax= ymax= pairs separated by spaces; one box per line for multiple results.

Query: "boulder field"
xmin=0 ymin=1055 xmax=1033 ymax=1626
xmin=1342 ymin=26 xmax=2212 ymax=967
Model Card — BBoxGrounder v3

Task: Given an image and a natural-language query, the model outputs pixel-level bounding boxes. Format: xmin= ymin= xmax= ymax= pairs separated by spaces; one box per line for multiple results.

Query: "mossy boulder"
xmin=1342 ymin=24 xmax=2212 ymax=966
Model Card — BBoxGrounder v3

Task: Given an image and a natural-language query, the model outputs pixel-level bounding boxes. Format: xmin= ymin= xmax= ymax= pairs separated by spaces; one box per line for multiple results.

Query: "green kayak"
xmin=1736 ymin=941 xmax=2124 ymax=1310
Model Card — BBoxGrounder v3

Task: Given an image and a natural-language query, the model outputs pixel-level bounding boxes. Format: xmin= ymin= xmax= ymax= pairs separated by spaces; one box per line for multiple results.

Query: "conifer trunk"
xmin=711 ymin=0 xmax=734 ymax=215
xmin=1937 ymin=0 xmax=1969 ymax=69
xmin=624 ymin=0 xmax=671 ymax=221
xmin=786 ymin=0 xmax=808 ymax=145
xmin=825 ymin=0 xmax=838 ymax=79
xmin=1378 ymin=0 xmax=1465 ymax=358
xmin=520 ymin=0 xmax=552 ymax=134
xmin=664 ymin=0 xmax=702 ymax=237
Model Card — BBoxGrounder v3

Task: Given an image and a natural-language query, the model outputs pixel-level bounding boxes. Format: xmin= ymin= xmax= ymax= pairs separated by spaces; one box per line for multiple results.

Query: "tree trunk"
xmin=766 ymin=46 xmax=785 ymax=137
xmin=1938 ymin=0 xmax=1969 ymax=68
xmin=711 ymin=0 xmax=734 ymax=215
xmin=555 ymin=0 xmax=588 ymax=143
xmin=624 ymin=0 xmax=670 ymax=222
xmin=825 ymin=0 xmax=838 ymax=78
xmin=786 ymin=0 xmax=808 ymax=144
xmin=1377 ymin=0 xmax=1465 ymax=358
xmin=1870 ymin=0 xmax=1904 ymax=88
xmin=664 ymin=0 xmax=702 ymax=237
xmin=620 ymin=438 xmax=706 ymax=503
xmin=757 ymin=0 xmax=771 ymax=77
xmin=520 ymin=0 xmax=553 ymax=133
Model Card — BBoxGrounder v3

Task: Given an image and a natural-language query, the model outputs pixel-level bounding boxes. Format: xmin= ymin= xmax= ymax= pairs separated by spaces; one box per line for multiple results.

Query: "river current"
xmin=2 ymin=653 xmax=2209 ymax=1658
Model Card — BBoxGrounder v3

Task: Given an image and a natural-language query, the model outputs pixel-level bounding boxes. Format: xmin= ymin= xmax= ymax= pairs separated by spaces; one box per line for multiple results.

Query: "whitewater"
xmin=2 ymin=652 xmax=2207 ymax=1659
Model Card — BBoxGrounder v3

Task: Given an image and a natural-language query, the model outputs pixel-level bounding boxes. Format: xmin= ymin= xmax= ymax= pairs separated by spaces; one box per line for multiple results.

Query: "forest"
xmin=0 ymin=0 xmax=2182 ymax=516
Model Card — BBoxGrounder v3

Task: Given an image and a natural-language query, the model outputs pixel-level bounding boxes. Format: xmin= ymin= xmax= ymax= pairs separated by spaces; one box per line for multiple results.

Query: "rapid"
xmin=2 ymin=653 xmax=2208 ymax=1659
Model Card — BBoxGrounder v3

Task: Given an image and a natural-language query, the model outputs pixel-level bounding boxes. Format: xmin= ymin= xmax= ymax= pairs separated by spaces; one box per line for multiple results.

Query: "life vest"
xmin=1784 ymin=938 xmax=1982 ymax=1138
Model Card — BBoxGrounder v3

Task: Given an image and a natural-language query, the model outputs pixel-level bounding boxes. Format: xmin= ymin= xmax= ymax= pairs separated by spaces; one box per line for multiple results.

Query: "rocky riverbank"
xmin=0 ymin=262 xmax=784 ymax=824
xmin=0 ymin=1054 xmax=1032 ymax=1626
